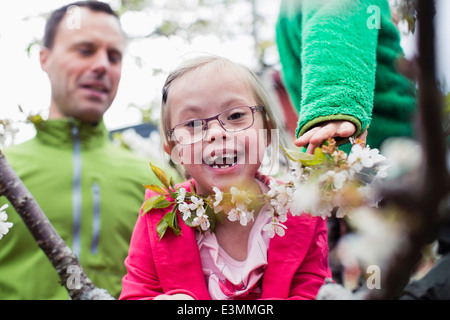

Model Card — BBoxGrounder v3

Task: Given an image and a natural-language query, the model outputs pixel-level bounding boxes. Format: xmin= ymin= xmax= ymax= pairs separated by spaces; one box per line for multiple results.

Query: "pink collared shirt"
xmin=197 ymin=204 xmax=272 ymax=300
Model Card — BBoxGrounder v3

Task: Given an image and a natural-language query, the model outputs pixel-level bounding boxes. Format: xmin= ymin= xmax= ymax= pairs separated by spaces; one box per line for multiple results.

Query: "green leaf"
xmin=141 ymin=195 xmax=165 ymax=215
xmin=305 ymin=147 xmax=327 ymax=166
xmin=280 ymin=145 xmax=314 ymax=162
xmin=156 ymin=217 xmax=169 ymax=240
xmin=153 ymin=199 xmax=172 ymax=209
xmin=279 ymin=145 xmax=326 ymax=166
xmin=157 ymin=208 xmax=181 ymax=240
xmin=143 ymin=184 xmax=167 ymax=195
xmin=205 ymin=206 xmax=216 ymax=233
xmin=149 ymin=162 xmax=170 ymax=189
xmin=190 ymin=181 xmax=196 ymax=195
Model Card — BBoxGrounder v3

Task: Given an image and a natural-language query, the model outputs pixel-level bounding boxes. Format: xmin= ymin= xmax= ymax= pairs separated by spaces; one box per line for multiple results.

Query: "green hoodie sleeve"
xmin=277 ymin=0 xmax=385 ymax=139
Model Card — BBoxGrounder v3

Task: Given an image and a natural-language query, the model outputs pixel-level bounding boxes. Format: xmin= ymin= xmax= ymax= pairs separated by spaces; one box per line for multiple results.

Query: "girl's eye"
xmin=184 ymin=120 xmax=204 ymax=129
xmin=228 ymin=112 xmax=245 ymax=121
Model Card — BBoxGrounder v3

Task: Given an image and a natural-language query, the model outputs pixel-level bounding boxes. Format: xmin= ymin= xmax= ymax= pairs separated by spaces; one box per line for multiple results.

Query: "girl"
xmin=120 ymin=55 xmax=331 ymax=300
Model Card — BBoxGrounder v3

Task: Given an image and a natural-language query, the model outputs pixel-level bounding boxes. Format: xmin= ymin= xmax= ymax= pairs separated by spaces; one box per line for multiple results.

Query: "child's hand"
xmin=295 ymin=121 xmax=367 ymax=154
xmin=153 ymin=293 xmax=195 ymax=300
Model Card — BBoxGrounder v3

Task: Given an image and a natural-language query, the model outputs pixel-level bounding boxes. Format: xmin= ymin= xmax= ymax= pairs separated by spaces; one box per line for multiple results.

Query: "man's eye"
xmin=78 ymin=47 xmax=93 ymax=56
xmin=108 ymin=51 xmax=122 ymax=64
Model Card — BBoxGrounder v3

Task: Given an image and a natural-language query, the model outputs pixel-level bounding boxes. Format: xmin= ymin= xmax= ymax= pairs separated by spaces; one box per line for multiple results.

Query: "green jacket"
xmin=0 ymin=118 xmax=163 ymax=299
xmin=276 ymin=0 xmax=416 ymax=149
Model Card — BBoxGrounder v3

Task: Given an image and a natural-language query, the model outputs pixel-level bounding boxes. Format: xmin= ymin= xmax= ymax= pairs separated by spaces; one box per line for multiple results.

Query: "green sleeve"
xmin=279 ymin=0 xmax=386 ymax=139
xmin=298 ymin=0 xmax=384 ymax=138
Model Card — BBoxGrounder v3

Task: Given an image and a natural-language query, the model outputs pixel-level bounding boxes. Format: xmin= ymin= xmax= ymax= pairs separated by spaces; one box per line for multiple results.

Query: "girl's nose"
xmin=204 ymin=120 xmax=228 ymax=142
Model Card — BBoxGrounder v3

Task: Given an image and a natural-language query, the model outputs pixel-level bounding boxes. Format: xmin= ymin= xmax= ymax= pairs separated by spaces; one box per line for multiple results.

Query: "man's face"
xmin=40 ymin=7 xmax=124 ymax=123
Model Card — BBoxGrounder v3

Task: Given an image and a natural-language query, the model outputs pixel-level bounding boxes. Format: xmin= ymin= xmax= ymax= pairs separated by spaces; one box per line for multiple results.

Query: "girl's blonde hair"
xmin=160 ymin=54 xmax=290 ymax=176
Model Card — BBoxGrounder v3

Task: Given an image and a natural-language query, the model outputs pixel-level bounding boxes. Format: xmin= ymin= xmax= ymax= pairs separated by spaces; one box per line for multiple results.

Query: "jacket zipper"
xmin=91 ymin=183 xmax=100 ymax=254
xmin=71 ymin=125 xmax=82 ymax=259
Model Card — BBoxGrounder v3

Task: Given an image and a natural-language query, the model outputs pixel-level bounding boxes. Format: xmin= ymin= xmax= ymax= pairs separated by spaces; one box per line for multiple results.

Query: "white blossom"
xmin=263 ymin=218 xmax=287 ymax=238
xmin=228 ymin=203 xmax=254 ymax=226
xmin=212 ymin=187 xmax=223 ymax=206
xmin=230 ymin=187 xmax=252 ymax=205
xmin=348 ymin=144 xmax=386 ymax=171
xmin=0 ymin=204 xmax=13 ymax=240
xmin=192 ymin=208 xmax=210 ymax=231
xmin=290 ymin=183 xmax=320 ymax=216
xmin=176 ymin=188 xmax=187 ymax=204
xmin=319 ymin=170 xmax=350 ymax=190
xmin=178 ymin=202 xmax=191 ymax=221
xmin=381 ymin=138 xmax=421 ymax=179
xmin=268 ymin=181 xmax=293 ymax=217
xmin=188 ymin=196 xmax=204 ymax=211
xmin=212 ymin=187 xmax=223 ymax=213
xmin=337 ymin=207 xmax=406 ymax=268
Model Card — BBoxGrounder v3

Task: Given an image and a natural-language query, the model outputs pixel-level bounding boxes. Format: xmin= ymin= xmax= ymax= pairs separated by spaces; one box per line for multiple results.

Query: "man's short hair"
xmin=43 ymin=1 xmax=119 ymax=49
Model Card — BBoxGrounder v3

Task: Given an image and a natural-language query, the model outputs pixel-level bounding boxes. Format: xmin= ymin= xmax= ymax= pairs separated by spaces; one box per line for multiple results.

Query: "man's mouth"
xmin=204 ymin=152 xmax=238 ymax=169
xmin=80 ymin=83 xmax=109 ymax=94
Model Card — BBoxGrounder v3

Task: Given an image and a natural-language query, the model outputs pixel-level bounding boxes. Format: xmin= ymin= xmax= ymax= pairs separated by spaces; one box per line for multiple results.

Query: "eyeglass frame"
xmin=166 ymin=105 xmax=265 ymax=145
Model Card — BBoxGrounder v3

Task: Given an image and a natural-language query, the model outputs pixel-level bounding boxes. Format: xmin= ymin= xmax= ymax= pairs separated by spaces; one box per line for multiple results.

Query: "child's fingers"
xmin=335 ymin=121 xmax=356 ymax=138
xmin=294 ymin=121 xmax=357 ymax=154
xmin=306 ymin=141 xmax=320 ymax=154
xmin=309 ymin=124 xmax=340 ymax=145
xmin=294 ymin=127 xmax=320 ymax=147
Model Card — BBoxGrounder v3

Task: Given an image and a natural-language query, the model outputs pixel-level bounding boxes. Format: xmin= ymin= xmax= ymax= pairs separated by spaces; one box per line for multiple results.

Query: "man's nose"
xmin=91 ymin=50 xmax=110 ymax=76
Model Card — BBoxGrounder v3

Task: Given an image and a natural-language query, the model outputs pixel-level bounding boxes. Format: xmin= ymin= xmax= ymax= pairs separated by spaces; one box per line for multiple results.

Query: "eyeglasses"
xmin=167 ymin=105 xmax=264 ymax=145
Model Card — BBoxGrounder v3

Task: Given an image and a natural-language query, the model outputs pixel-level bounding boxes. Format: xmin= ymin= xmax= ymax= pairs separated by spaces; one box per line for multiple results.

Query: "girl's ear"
xmin=164 ymin=142 xmax=184 ymax=165
xmin=164 ymin=143 xmax=171 ymax=156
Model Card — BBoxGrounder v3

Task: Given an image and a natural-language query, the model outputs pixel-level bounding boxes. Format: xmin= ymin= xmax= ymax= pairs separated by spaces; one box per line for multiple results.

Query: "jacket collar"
xmin=34 ymin=117 xmax=108 ymax=150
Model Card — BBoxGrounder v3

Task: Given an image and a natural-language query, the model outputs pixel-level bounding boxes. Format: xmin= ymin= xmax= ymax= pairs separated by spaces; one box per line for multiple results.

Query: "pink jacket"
xmin=120 ymin=179 xmax=331 ymax=300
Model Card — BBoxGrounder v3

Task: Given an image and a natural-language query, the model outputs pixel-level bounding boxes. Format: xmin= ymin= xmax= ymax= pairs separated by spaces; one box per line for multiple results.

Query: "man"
xmin=0 ymin=1 xmax=166 ymax=299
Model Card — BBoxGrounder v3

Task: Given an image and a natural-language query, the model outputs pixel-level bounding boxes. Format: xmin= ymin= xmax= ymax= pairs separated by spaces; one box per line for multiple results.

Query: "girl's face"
xmin=166 ymin=65 xmax=269 ymax=195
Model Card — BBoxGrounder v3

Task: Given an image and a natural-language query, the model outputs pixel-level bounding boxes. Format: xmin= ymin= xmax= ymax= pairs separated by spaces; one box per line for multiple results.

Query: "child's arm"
xmin=298 ymin=0 xmax=380 ymax=138
xmin=277 ymin=0 xmax=383 ymax=148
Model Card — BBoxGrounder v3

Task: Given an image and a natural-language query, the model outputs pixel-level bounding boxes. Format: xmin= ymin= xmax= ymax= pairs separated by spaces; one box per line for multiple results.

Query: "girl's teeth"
xmin=212 ymin=164 xmax=233 ymax=169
